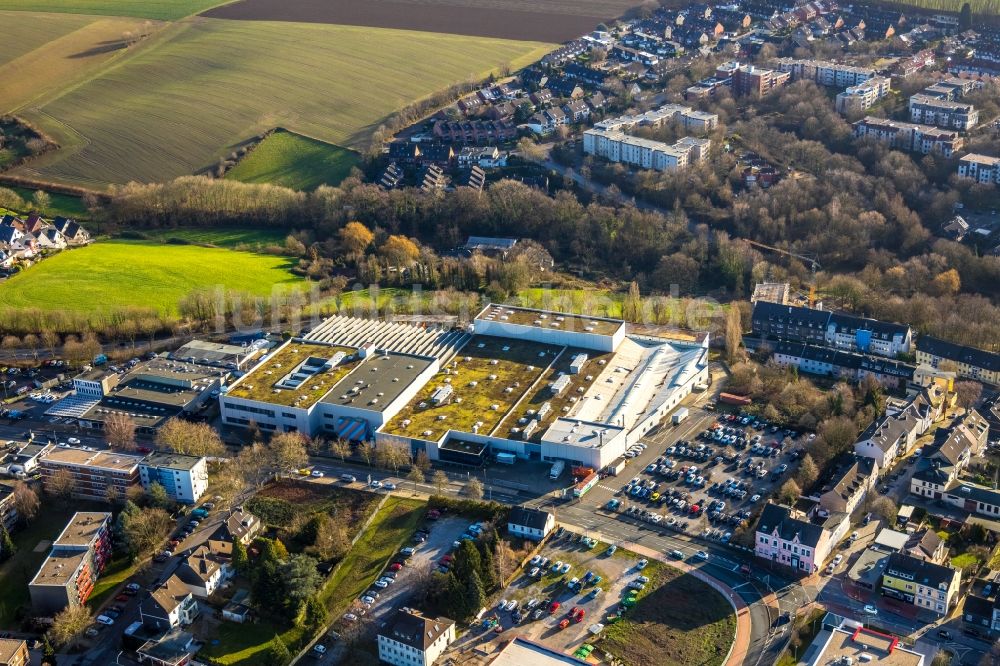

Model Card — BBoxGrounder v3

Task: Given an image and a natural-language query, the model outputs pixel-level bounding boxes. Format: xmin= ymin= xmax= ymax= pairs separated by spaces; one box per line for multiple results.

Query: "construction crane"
xmin=744 ymin=240 xmax=822 ymax=307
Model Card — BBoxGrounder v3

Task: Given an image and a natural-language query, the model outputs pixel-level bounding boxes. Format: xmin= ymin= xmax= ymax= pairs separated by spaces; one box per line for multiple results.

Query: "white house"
xmin=377 ymin=608 xmax=455 ymax=666
xmin=853 ymin=402 xmax=926 ymax=468
xmin=507 ymin=506 xmax=555 ymax=541
xmin=139 ymin=575 xmax=199 ymax=631
xmin=176 ymin=546 xmax=231 ymax=598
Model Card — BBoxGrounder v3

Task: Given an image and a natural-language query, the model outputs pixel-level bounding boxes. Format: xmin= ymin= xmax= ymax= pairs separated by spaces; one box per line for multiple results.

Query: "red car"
xmin=549 ymin=601 xmax=560 ymax=614
xmin=114 ymin=594 xmax=130 ymax=603
xmin=137 ymin=446 xmax=152 ymax=454
xmin=389 ymin=562 xmax=403 ymax=572
xmin=574 ymin=609 xmax=585 ymax=623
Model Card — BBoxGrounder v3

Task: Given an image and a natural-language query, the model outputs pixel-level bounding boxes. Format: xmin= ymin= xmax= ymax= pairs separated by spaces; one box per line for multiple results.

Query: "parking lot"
xmin=578 ymin=408 xmax=806 ymax=546
xmin=449 ymin=530 xmax=646 ymax=659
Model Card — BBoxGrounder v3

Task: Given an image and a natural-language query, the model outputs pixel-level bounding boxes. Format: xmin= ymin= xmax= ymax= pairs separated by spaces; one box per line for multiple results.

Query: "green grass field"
xmin=225 ymin=130 xmax=360 ymax=190
xmin=14 ymin=18 xmax=551 ymax=189
xmin=135 ymin=227 xmax=286 ymax=248
xmin=9 ymin=187 xmax=90 ymax=218
xmin=0 ymin=0 xmax=229 ymax=20
xmin=0 ymin=241 xmax=304 ymax=314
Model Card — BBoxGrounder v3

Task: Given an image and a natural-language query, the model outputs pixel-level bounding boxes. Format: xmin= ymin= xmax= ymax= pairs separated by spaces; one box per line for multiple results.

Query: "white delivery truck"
xmin=549 ymin=460 xmax=565 ymax=480
xmin=672 ymin=407 xmax=689 ymax=425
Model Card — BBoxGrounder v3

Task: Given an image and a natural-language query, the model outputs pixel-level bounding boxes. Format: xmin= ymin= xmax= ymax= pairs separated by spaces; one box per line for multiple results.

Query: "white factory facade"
xmin=219 ymin=305 xmax=708 ymax=472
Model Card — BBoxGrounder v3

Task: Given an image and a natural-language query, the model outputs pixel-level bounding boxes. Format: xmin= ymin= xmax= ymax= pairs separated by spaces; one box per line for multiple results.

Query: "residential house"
xmin=881 ymin=552 xmax=961 ymax=615
xmin=853 ymin=403 xmax=927 ymax=468
xmin=222 ymin=589 xmax=252 ymax=624
xmin=135 ymin=630 xmax=199 ymax=666
xmin=377 ymin=608 xmax=455 ymax=666
xmin=379 ymin=163 xmax=404 ymax=191
xmin=909 ymin=411 xmax=985 ymax=499
xmin=457 ymin=95 xmax=483 ymax=114
xmin=486 ymin=101 xmax=517 ymax=121
xmin=958 ymin=154 xmax=1000 ymax=185
xmin=176 ymin=545 xmax=232 ymax=598
xmin=529 ymin=89 xmax=553 ymax=106
xmin=818 ymin=455 xmax=879 ymax=515
xmin=507 ymin=506 xmax=555 ymax=541
xmin=0 ymin=487 xmax=16 ymax=533
xmin=52 ymin=218 xmax=90 ymax=245
xmin=562 ymin=99 xmax=590 ymax=122
xmin=962 ymin=592 xmax=1000 ymax=639
xmin=942 ymin=215 xmax=970 ymax=240
xmin=526 ymin=107 xmax=568 ymax=135
xmin=916 ymin=335 xmax=1000 ymax=385
xmin=432 ymin=120 xmax=517 ymax=144
xmin=140 ymin=575 xmax=199 ymax=630
xmin=755 ymin=503 xmax=832 ymax=573
xmin=872 ymin=527 xmax=947 ymax=563
xmin=0 ymin=639 xmax=28 ymax=666
xmin=940 ymin=481 xmax=1000 ymax=519
xmin=563 ymin=64 xmax=608 ymax=88
xmin=209 ymin=507 xmax=262 ymax=548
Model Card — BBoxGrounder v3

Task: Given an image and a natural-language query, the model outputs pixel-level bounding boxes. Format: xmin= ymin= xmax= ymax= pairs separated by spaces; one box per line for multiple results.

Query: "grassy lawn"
xmin=319 ymin=497 xmax=426 ymax=619
xmin=13 ymin=18 xmax=551 ymax=189
xmin=0 ymin=506 xmax=84 ymax=628
xmin=135 ymin=227 xmax=285 ymax=249
xmin=0 ymin=0 xmax=229 ymax=20
xmin=199 ymin=617 xmax=306 ymax=666
xmin=9 ymin=187 xmax=90 ymax=219
xmin=600 ymin=560 xmax=737 ymax=666
xmin=0 ymin=12 xmax=157 ymax=113
xmin=201 ymin=496 xmax=424 ymax=665
xmin=225 ymin=130 xmax=360 ymax=190
xmin=0 ymin=240 xmax=304 ymax=316
xmin=86 ymin=556 xmax=136 ymax=610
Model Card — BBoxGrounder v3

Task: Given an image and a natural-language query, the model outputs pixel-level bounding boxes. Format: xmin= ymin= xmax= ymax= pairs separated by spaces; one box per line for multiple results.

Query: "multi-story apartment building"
xmin=853 ymin=117 xmax=963 ymax=157
xmin=29 ymin=512 xmax=112 ymax=614
xmin=881 ymin=552 xmax=961 ymax=616
xmin=38 ymin=447 xmax=142 ymax=501
xmin=0 ymin=639 xmax=28 ymax=666
xmin=139 ymin=453 xmax=208 ymax=505
xmin=909 ymin=94 xmax=979 ymax=131
xmin=776 ymin=58 xmax=876 ymax=87
xmin=853 ymin=401 xmax=928 ymax=468
xmin=909 ymin=410 xmax=987 ymax=500
xmin=751 ymin=302 xmax=912 ymax=358
xmin=958 ymin=154 xmax=1000 ymax=185
xmin=582 ymin=129 xmax=711 ymax=172
xmin=377 ymin=608 xmax=455 ymax=666
xmin=755 ymin=503 xmax=832 ymax=574
xmin=0 ymin=487 xmax=17 ymax=532
xmin=835 ymin=76 xmax=891 ymax=114
xmin=715 ymin=62 xmax=790 ymax=97
xmin=916 ymin=336 xmax=1000 ymax=386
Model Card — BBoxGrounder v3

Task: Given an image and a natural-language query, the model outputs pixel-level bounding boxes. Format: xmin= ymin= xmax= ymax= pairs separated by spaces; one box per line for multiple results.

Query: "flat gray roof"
xmin=322 ymin=352 xmax=434 ymax=412
xmin=142 ymin=452 xmax=204 ymax=471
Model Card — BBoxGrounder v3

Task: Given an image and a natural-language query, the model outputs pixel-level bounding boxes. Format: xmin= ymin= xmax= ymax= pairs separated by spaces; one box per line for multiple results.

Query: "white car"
xmin=67 ymin=437 xmax=80 ymax=444
xmin=343 ymin=613 xmax=359 ymax=623
xmin=559 ymin=562 xmax=571 ymax=574
xmin=832 ymin=554 xmax=844 ymax=566
xmin=361 ymin=595 xmax=376 ymax=605
xmin=374 ymin=580 xmax=388 ymax=589
xmin=383 ymin=482 xmax=397 ymax=490
xmin=313 ymin=645 xmax=328 ymax=655
xmin=695 ymin=550 xmax=709 ymax=561
xmin=530 ymin=555 xmax=542 ymax=566
xmin=636 ymin=558 xmax=648 ymax=570
xmin=551 ymin=560 xmax=563 ymax=572
xmin=370 ymin=480 xmax=383 ymax=489
xmin=311 ymin=470 xmax=325 ymax=478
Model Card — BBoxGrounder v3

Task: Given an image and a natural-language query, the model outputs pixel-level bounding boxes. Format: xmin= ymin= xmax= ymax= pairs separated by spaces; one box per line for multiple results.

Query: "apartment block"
xmin=853 ymin=117 xmax=963 ymax=157
xmin=29 ymin=512 xmax=112 ymax=615
xmin=751 ymin=302 xmax=912 ymax=358
xmin=835 ymin=76 xmax=891 ymax=114
xmin=916 ymin=335 xmax=1000 ymax=385
xmin=909 ymin=94 xmax=979 ymax=131
xmin=958 ymin=154 xmax=1000 ymax=186
xmin=38 ymin=447 xmax=142 ymax=501
xmin=591 ymin=104 xmax=718 ymax=135
xmin=139 ymin=452 xmax=208 ymax=504
xmin=776 ymin=58 xmax=876 ymax=87
xmin=583 ymin=128 xmax=711 ymax=171
xmin=715 ymin=61 xmax=790 ymax=97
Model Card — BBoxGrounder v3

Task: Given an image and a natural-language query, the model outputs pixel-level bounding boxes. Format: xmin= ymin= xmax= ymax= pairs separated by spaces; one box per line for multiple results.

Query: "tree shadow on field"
xmin=69 ymin=39 xmax=130 ymax=58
